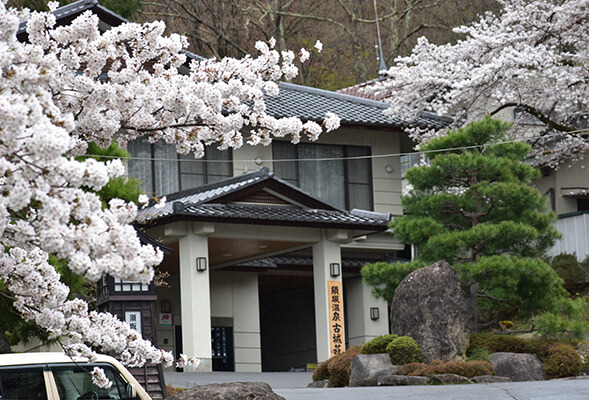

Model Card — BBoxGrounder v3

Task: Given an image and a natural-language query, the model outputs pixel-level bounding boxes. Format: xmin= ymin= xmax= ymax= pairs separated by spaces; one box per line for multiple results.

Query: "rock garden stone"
xmin=348 ymin=353 xmax=397 ymax=387
xmin=390 ymin=260 xmax=474 ymax=362
xmin=431 ymin=374 xmax=472 ymax=384
xmin=307 ymin=379 xmax=330 ymax=388
xmin=471 ymin=375 xmax=513 ymax=383
xmin=490 ymin=352 xmax=545 ymax=382
xmin=167 ymin=382 xmax=284 ymax=400
xmin=376 ymin=374 xmax=431 ymax=386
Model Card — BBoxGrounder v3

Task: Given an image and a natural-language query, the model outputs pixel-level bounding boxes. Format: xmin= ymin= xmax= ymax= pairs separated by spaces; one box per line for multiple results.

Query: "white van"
xmin=0 ymin=353 xmax=151 ymax=400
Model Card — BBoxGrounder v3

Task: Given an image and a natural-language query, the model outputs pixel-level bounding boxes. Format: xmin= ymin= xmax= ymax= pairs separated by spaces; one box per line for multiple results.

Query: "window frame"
xmin=272 ymin=141 xmax=374 ymax=211
xmin=127 ymin=138 xmax=233 ymax=196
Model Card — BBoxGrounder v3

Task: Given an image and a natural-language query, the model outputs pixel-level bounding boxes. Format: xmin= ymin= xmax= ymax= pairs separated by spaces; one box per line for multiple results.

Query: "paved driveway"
xmin=164 ymin=371 xmax=589 ymax=400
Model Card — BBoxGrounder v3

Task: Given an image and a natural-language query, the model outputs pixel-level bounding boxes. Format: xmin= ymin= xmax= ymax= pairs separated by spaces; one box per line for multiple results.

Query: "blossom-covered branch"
xmin=0 ymin=1 xmax=338 ymax=381
xmin=372 ymin=0 xmax=588 ymax=166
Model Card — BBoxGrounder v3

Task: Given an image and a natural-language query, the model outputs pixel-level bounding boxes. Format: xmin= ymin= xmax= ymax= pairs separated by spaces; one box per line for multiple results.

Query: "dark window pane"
xmin=206 ymin=147 xmax=232 ymax=178
xmin=0 ymin=366 xmax=47 ymax=400
xmin=346 ymin=147 xmax=371 ymax=184
xmin=348 ymin=183 xmax=373 ymax=210
xmin=178 ymin=153 xmax=205 ymax=175
xmin=273 ymin=141 xmax=298 ymax=182
xmin=180 ymin=173 xmax=205 ymax=190
xmin=154 ymin=142 xmax=179 ymax=195
xmin=299 ymin=144 xmax=345 ymax=208
xmin=127 ymin=137 xmax=153 ymax=195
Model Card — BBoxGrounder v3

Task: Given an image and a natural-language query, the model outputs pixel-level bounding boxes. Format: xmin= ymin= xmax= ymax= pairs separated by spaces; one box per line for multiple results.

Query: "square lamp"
xmin=196 ymin=257 xmax=207 ymax=272
xmin=329 ymin=263 xmax=340 ymax=277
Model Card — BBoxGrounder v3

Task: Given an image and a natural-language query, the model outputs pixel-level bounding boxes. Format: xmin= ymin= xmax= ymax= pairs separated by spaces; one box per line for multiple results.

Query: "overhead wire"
xmin=78 ymin=126 xmax=589 ymax=164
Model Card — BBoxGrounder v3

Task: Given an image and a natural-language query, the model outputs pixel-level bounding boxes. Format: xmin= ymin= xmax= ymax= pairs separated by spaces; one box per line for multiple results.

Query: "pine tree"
xmin=362 ymin=118 xmax=573 ymax=327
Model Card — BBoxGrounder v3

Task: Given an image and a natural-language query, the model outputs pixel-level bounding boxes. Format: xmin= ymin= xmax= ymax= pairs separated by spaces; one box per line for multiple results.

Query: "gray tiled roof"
xmin=136 ymin=167 xmax=390 ymax=230
xmin=269 ymin=83 xmax=450 ymax=130
xmin=235 ymin=255 xmax=383 ymax=268
xmin=176 ymin=203 xmax=389 ymax=229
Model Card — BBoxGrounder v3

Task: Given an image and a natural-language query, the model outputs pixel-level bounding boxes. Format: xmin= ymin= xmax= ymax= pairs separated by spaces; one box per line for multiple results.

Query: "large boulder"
xmin=490 ymin=352 xmax=545 ymax=382
xmin=167 ymin=382 xmax=285 ymax=400
xmin=390 ymin=260 xmax=473 ymax=362
xmin=349 ymin=353 xmax=397 ymax=387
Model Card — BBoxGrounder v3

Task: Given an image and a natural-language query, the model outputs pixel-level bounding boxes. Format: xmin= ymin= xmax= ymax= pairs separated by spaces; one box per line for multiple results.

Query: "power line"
xmin=79 ymin=128 xmax=589 ymax=164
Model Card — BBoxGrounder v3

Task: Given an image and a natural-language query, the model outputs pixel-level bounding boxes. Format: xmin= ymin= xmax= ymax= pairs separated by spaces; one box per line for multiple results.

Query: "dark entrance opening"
xmin=174 ymin=325 xmax=183 ymax=372
xmin=258 ymin=274 xmax=316 ymax=371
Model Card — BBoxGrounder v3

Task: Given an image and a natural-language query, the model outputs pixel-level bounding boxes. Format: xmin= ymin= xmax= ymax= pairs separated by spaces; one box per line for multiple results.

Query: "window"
xmin=400 ymin=153 xmax=424 ymax=178
xmin=577 ymin=198 xmax=589 ymax=211
xmin=127 ymin=137 xmax=233 ymax=196
xmin=113 ymin=277 xmax=149 ymax=292
xmin=273 ymin=142 xmax=373 ymax=210
xmin=50 ymin=363 xmax=136 ymax=400
xmin=0 ymin=366 xmax=47 ymax=400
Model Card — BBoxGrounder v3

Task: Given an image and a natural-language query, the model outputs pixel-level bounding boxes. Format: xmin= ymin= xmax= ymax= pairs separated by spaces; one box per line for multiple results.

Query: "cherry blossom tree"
xmin=373 ymin=0 xmax=589 ymax=166
xmin=0 ymin=1 xmax=337 ymax=386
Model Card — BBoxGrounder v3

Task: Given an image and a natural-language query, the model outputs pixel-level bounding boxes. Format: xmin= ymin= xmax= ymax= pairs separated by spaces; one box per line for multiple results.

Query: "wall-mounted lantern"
xmin=329 ymin=263 xmax=340 ymax=277
xmin=370 ymin=307 xmax=380 ymax=320
xmin=196 ymin=257 xmax=207 ymax=272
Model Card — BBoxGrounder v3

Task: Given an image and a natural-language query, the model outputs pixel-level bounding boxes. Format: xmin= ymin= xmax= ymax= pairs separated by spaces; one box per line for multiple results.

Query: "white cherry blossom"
xmin=372 ymin=0 xmax=589 ymax=166
xmin=0 ymin=2 xmax=339 ymax=375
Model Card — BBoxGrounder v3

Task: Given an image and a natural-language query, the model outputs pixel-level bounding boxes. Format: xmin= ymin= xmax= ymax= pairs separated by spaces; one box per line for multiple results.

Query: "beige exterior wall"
xmin=155 ymin=274 xmax=181 ymax=371
xmin=534 ymin=158 xmax=589 ymax=215
xmin=345 ymin=276 xmax=389 ymax=348
xmin=210 ymin=271 xmax=262 ymax=372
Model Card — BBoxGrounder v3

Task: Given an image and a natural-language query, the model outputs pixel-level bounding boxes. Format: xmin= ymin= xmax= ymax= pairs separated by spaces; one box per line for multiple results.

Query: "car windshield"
xmin=49 ymin=363 xmax=135 ymax=400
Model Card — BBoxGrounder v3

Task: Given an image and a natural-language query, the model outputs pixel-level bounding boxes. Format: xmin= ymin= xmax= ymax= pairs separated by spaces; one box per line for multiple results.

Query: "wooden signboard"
xmin=327 ymin=280 xmax=345 ymax=356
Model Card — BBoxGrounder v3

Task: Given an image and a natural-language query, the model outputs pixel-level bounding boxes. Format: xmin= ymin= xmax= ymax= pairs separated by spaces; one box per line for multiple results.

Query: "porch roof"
xmin=136 ymin=167 xmax=390 ymax=231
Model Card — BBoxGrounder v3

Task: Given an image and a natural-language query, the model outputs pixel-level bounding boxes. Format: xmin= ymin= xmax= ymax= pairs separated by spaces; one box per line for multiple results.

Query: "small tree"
xmin=362 ymin=118 xmax=571 ymax=326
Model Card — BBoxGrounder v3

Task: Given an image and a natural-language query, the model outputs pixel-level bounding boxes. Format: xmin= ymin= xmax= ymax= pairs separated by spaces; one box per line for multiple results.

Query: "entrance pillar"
xmin=312 ymin=231 xmax=344 ymax=363
xmin=178 ymin=224 xmax=213 ymax=371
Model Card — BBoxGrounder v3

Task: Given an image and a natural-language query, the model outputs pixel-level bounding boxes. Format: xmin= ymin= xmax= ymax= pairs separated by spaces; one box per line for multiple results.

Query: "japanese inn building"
xmin=22 ymin=0 xmax=451 ymax=374
xmin=129 ymin=80 xmax=449 ymax=373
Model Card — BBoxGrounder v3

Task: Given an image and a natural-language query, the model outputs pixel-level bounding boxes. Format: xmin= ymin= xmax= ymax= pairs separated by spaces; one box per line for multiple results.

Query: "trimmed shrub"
xmin=326 ymin=347 xmax=361 ymax=387
xmin=468 ymin=333 xmax=584 ymax=378
xmin=467 ymin=333 xmax=529 ymax=354
xmin=398 ymin=360 xmax=493 ymax=378
xmin=539 ymin=342 xmax=583 ymax=378
xmin=312 ymin=360 xmax=329 ymax=382
xmin=386 ymin=336 xmax=424 ymax=365
xmin=359 ymin=334 xmax=398 ymax=354
xmin=397 ymin=362 xmax=427 ymax=375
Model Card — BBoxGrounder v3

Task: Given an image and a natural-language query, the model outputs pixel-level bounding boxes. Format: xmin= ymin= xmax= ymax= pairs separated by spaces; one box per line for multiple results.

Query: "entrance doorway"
xmin=258 ymin=274 xmax=316 ymax=371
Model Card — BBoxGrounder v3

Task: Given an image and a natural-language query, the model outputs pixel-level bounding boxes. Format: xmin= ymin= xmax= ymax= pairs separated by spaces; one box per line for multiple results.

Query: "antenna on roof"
xmin=373 ymin=0 xmax=387 ymax=75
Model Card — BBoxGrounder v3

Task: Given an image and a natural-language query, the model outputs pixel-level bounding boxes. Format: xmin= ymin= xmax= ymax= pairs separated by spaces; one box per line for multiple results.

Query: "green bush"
xmin=386 ymin=336 xmax=424 ymax=365
xmin=360 ymin=334 xmax=398 ymax=354
xmin=539 ymin=342 xmax=583 ymax=378
xmin=468 ymin=333 xmax=584 ymax=378
xmin=550 ymin=253 xmax=586 ymax=292
xmin=466 ymin=347 xmax=491 ymax=363
xmin=398 ymin=360 xmax=493 ymax=378
xmin=534 ymin=297 xmax=589 ymax=339
xmin=468 ymin=333 xmax=529 ymax=354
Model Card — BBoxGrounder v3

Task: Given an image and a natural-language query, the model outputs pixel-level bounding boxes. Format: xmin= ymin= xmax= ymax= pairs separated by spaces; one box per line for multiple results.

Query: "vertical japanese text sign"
xmin=327 ymin=280 xmax=345 ymax=356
